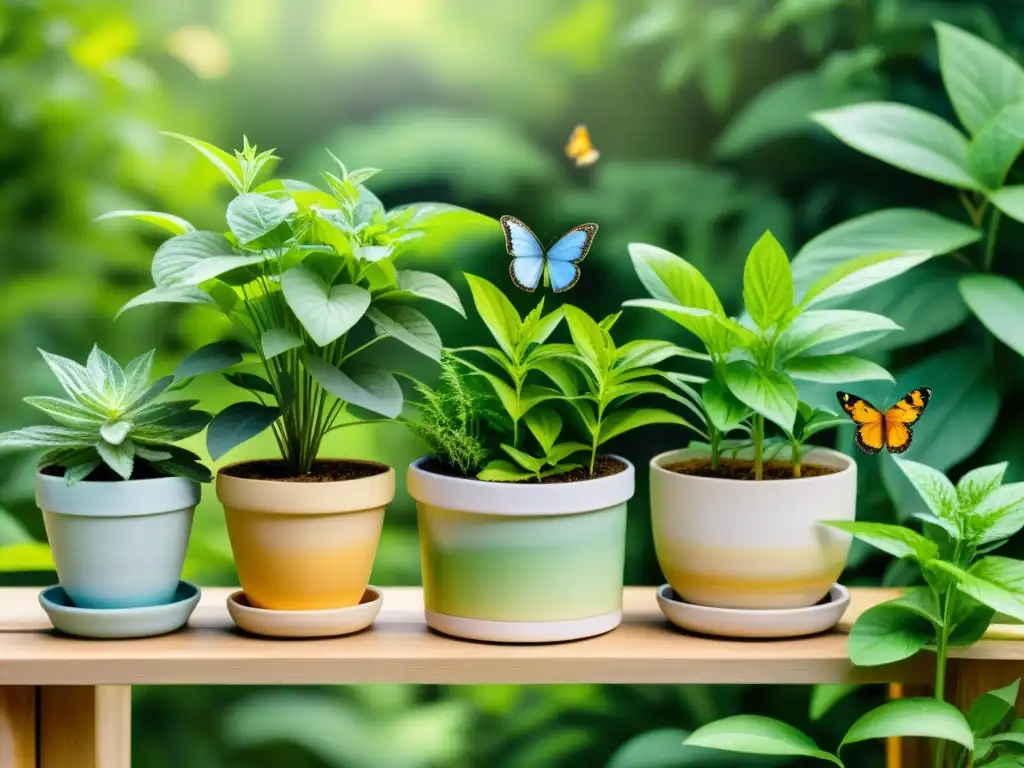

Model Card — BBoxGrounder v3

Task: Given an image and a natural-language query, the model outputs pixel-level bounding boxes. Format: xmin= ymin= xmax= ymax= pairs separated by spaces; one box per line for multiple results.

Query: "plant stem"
xmin=791 ymin=440 xmax=802 ymax=478
xmin=984 ymin=208 xmax=1002 ymax=272
xmin=752 ymin=415 xmax=764 ymax=480
xmin=933 ymin=562 xmax=959 ymax=768
xmin=710 ymin=428 xmax=720 ymax=471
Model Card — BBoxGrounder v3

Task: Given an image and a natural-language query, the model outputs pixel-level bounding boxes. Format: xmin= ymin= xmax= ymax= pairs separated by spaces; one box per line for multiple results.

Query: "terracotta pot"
xmin=216 ymin=459 xmax=393 ymax=611
xmin=407 ymin=455 xmax=634 ymax=643
xmin=650 ymin=447 xmax=857 ymax=610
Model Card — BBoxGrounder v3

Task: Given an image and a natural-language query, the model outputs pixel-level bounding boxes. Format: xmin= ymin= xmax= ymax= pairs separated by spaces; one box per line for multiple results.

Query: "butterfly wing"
xmin=883 ymin=387 xmax=932 ymax=454
xmin=544 ymin=224 xmax=597 ymax=293
xmin=501 ymin=215 xmax=546 ymax=292
xmin=565 ymin=125 xmax=599 ymax=167
xmin=836 ymin=391 xmax=885 ymax=454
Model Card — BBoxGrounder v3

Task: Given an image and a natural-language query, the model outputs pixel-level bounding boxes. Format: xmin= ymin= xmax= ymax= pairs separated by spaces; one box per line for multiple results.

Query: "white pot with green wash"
xmin=407 ymin=456 xmax=635 ymax=643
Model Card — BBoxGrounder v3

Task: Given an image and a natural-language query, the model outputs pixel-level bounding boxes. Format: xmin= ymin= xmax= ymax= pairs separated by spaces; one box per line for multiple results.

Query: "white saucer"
xmin=226 ymin=587 xmax=383 ymax=638
xmin=656 ymin=583 xmax=850 ymax=639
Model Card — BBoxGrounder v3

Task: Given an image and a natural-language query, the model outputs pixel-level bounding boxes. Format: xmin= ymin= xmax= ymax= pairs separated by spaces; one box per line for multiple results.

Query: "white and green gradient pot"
xmin=407 ymin=456 xmax=634 ymax=643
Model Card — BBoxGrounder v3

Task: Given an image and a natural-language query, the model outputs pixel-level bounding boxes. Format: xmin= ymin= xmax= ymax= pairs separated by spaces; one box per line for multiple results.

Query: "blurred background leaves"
xmin=2 ymin=0 xmax=1024 ymax=765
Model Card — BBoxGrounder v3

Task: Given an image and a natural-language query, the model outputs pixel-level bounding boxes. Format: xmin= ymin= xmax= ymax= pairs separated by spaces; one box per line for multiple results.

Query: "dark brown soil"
xmin=222 ymin=459 xmax=387 ymax=483
xmin=419 ymin=455 xmax=627 ymax=484
xmin=665 ymin=458 xmax=838 ymax=481
xmin=40 ymin=460 xmax=166 ymax=482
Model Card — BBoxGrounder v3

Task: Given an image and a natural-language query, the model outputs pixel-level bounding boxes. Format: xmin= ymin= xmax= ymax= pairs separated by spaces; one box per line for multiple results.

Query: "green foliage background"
xmin=3 ymin=0 xmax=1023 ymax=765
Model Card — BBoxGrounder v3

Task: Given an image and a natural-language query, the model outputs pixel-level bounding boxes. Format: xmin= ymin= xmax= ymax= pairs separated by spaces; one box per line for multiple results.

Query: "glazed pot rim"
xmin=36 ymin=469 xmax=200 ymax=518
xmin=406 ymin=454 xmax=635 ymax=516
xmin=650 ymin=446 xmax=855 ymax=486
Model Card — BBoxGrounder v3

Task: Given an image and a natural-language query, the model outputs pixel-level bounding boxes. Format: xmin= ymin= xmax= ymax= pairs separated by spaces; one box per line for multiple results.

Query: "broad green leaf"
xmin=932 ymin=558 xmax=1024 ymax=623
xmin=892 ymin=457 xmax=959 ymax=522
xmin=22 ymin=397 xmax=103 ymax=429
xmin=175 ymin=340 xmax=251 ymax=380
xmin=304 ymin=356 xmax=403 ymax=418
xmin=226 ymin=193 xmax=292 ymax=246
xmin=967 ymin=678 xmax=1020 ymax=736
xmin=975 ymin=483 xmax=1024 ymax=544
xmin=116 ymin=285 xmax=216 ymax=318
xmin=776 ymin=310 xmax=901 ymax=361
xmin=724 ymin=361 xmax=798 ymax=432
xmin=521 ymin=308 xmax=564 ymax=348
xmin=800 ymin=250 xmax=935 ymax=308
xmin=742 ymin=230 xmax=793 ymax=330
xmin=791 ymin=209 xmax=980 ymax=294
xmin=366 ymin=305 xmax=441 ymax=361
xmin=97 ymin=438 xmax=134 ymax=479
xmin=614 ymin=340 xmax=707 ymax=370
xmin=152 ymin=231 xmax=266 ymax=288
xmin=546 ymin=442 xmax=589 ymax=464
xmin=812 ymin=103 xmax=980 ymax=189
xmin=785 ymin=355 xmax=892 ymax=383
xmin=958 ymin=462 xmax=1008 ymax=511
xmin=702 ymin=375 xmax=750 ymax=433
xmin=564 ymin=305 xmax=611 ymax=373
xmin=38 ymin=350 xmax=106 ymax=410
xmin=840 ymin=698 xmax=973 ymax=751
xmin=530 ymin=358 xmax=579 ymax=397
xmin=597 ymin=408 xmax=693 ymax=445
xmin=988 ymin=186 xmax=1024 ymax=226
xmin=848 ymin=602 xmax=934 ymax=666
xmin=518 ymin=384 xmax=568 ymax=420
xmin=464 ymin=274 xmax=520 ymax=358
xmin=810 ymin=684 xmax=859 ymax=723
xmin=206 ymin=403 xmax=281 ymax=461
xmin=0 ymin=426 xmax=93 ymax=451
xmin=959 ymin=274 xmax=1024 ymax=358
xmin=455 ymin=345 xmax=517 ymax=379
xmin=683 ymin=716 xmax=841 ymax=765
xmin=223 ymin=372 xmax=276 ymax=396
xmin=934 ymin=21 xmax=1024 ymax=135
xmin=384 ymin=271 xmax=465 ymax=317
xmin=454 ymin=357 xmax=520 ymax=419
xmin=99 ymin=420 xmax=131 ymax=446
xmin=501 ymin=444 xmax=545 ymax=474
xmin=621 ymin=300 xmax=725 ymax=355
xmin=123 ymin=350 xmax=155 ymax=399
xmin=947 ymin=598 xmax=995 ymax=647
xmin=889 ymin=587 xmax=944 ymax=625
xmin=281 ymin=265 xmax=371 ymax=347
xmin=261 ymin=328 xmax=304 ymax=359
xmin=524 ymin=407 xmax=562 ymax=455
xmin=607 ymin=727 xmax=745 ymax=768
xmin=162 ymin=131 xmax=244 ymax=191
xmin=86 ymin=345 xmax=125 ymax=396
xmin=968 ymin=102 xmax=1024 ymax=188
xmin=477 ymin=460 xmax=534 ymax=482
xmin=822 ymin=521 xmax=938 ymax=562
xmin=94 ymin=209 xmax=195 ymax=235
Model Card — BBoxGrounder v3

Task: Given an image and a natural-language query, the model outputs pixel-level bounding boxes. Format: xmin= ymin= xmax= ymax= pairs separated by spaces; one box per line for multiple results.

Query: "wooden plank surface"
xmin=0 ymin=586 xmax=999 ymax=687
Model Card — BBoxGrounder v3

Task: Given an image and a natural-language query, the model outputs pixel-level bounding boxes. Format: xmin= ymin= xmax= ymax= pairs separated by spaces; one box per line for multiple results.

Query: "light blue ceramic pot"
xmin=35 ymin=471 xmax=200 ymax=609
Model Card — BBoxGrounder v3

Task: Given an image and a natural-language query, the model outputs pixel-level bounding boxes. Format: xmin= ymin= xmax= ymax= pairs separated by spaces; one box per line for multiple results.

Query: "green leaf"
xmin=614 ymin=340 xmax=707 ymax=370
xmin=226 ymin=193 xmax=292 ymax=246
xmin=531 ymin=359 xmax=579 ymax=398
xmin=948 ymin=598 xmax=995 ymax=647
xmin=812 ymin=103 xmax=980 ymax=189
xmin=546 ymin=442 xmax=589 ymax=465
xmin=967 ymin=678 xmax=1020 ymax=736
xmin=683 ymin=716 xmax=841 ymax=765
xmin=597 ymin=408 xmax=693 ymax=445
xmin=0 ymin=542 xmax=55 ymax=573
xmin=524 ymin=407 xmax=562 ymax=455
xmin=97 ymin=439 xmax=134 ymax=480
xmin=564 ymin=305 xmax=611 ymax=373
xmin=892 ymin=457 xmax=959 ymax=522
xmin=94 ymin=210 xmax=195 ymax=235
xmin=281 ymin=265 xmax=371 ymax=347
xmin=776 ymin=310 xmax=902 ymax=361
xmin=968 ymin=102 xmax=1024 ymax=188
xmin=223 ymin=372 xmax=276 ymax=396
xmin=621 ymin=300 xmax=728 ymax=355
xmin=959 ymin=274 xmax=1024 ymax=358
xmin=974 ymin=482 xmax=1024 ymax=544
xmin=724 ymin=361 xmax=798 ymax=432
xmin=521 ymin=308 xmax=564 ymax=348
xmin=840 ymin=698 xmax=974 ymax=751
xmin=932 ymin=558 xmax=1024 ymax=623
xmin=261 ymin=328 xmax=304 ymax=359
xmin=934 ymin=21 xmax=1024 ymax=135
xmin=175 ymin=340 xmax=251 ymax=380
xmin=206 ymin=403 xmax=281 ymax=461
xmin=809 ymin=684 xmax=859 ymax=723
xmin=162 ymin=132 xmax=244 ymax=191
xmin=38 ymin=350 xmax=106 ymax=410
xmin=958 ymin=462 xmax=1008 ymax=511
xmin=464 ymin=274 xmax=521 ymax=358
xmin=366 ymin=305 xmax=441 ymax=361
xmin=500 ymin=444 xmax=545 ymax=474
xmin=785 ymin=355 xmax=892 ymax=383
xmin=116 ymin=285 xmax=216 ymax=318
xmin=800 ymin=250 xmax=935 ymax=308
xmin=988 ymin=186 xmax=1024 ymax=226
xmin=607 ymin=727 xmax=748 ymax=768
xmin=790 ymin=209 xmax=980 ymax=295
xmin=477 ymin=460 xmax=534 ymax=483
xmin=304 ymin=356 xmax=403 ymax=419
xmin=848 ymin=602 xmax=934 ymax=666
xmin=22 ymin=397 xmax=103 ymax=429
xmin=742 ymin=230 xmax=793 ymax=330
xmin=151 ymin=231 xmax=266 ymax=288
xmin=822 ymin=521 xmax=938 ymax=562
xmin=702 ymin=375 xmax=750 ymax=433
xmin=99 ymin=420 xmax=131 ymax=446
xmin=384 ymin=271 xmax=465 ymax=317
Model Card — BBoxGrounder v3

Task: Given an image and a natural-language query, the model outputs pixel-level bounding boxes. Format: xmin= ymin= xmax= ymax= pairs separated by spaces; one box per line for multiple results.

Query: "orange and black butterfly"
xmin=565 ymin=125 xmax=600 ymax=167
xmin=836 ymin=388 xmax=932 ymax=455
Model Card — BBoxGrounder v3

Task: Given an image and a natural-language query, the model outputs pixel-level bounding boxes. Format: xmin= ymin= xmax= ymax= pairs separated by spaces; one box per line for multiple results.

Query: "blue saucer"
xmin=39 ymin=581 xmax=201 ymax=639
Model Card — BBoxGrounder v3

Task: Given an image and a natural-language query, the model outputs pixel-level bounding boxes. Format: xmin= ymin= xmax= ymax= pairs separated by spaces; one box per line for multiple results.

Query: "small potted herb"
xmin=0 ymin=346 xmax=211 ymax=609
xmin=105 ymin=134 xmax=482 ymax=616
xmin=406 ymin=274 xmax=693 ymax=643
xmin=623 ymin=230 xmax=935 ymax=610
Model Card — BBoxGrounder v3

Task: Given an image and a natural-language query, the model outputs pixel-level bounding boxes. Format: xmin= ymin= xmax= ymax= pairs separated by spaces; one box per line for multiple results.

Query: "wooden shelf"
xmin=2 ymin=586 xmax=1020 ymax=687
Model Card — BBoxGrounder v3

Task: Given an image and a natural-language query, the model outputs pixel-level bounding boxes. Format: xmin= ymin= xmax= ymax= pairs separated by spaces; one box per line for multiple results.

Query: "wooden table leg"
xmin=39 ymin=685 xmax=131 ymax=768
xmin=0 ymin=687 xmax=36 ymax=768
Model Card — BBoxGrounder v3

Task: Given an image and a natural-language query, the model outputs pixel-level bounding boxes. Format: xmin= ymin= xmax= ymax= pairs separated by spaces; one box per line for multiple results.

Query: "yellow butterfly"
xmin=565 ymin=125 xmax=600 ymax=167
xmin=836 ymin=388 xmax=931 ymax=454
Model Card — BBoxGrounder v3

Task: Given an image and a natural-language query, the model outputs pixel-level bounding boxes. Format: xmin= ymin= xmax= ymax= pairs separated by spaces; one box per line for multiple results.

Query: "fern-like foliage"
xmin=407 ymin=353 xmax=499 ymax=476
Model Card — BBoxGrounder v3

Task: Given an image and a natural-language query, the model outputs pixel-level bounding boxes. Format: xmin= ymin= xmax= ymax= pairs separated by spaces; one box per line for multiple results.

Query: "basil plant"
xmin=102 ymin=133 xmax=488 ymax=476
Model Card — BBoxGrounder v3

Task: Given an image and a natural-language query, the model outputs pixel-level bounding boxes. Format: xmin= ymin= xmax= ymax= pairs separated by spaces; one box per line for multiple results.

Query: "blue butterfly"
xmin=500 ymin=215 xmax=598 ymax=294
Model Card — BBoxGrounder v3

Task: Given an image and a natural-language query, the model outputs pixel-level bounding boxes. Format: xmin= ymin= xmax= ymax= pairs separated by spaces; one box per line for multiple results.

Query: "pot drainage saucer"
xmin=227 ymin=587 xmax=383 ymax=638
xmin=656 ymin=583 xmax=850 ymax=639
xmin=39 ymin=581 xmax=200 ymax=639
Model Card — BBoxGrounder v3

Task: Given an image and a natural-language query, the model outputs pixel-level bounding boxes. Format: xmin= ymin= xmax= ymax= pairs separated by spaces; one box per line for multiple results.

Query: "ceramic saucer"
xmin=656 ymin=583 xmax=850 ymax=639
xmin=39 ymin=581 xmax=200 ymax=639
xmin=226 ymin=586 xmax=383 ymax=638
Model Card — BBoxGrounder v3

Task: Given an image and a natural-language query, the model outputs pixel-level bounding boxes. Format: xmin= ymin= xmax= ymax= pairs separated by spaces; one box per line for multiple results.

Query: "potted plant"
xmin=104 ymin=133 xmax=484 ymax=613
xmin=670 ymin=456 xmax=1024 ymax=767
xmin=0 ymin=346 xmax=211 ymax=609
xmin=623 ymin=230 xmax=936 ymax=609
xmin=405 ymin=273 xmax=696 ymax=642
